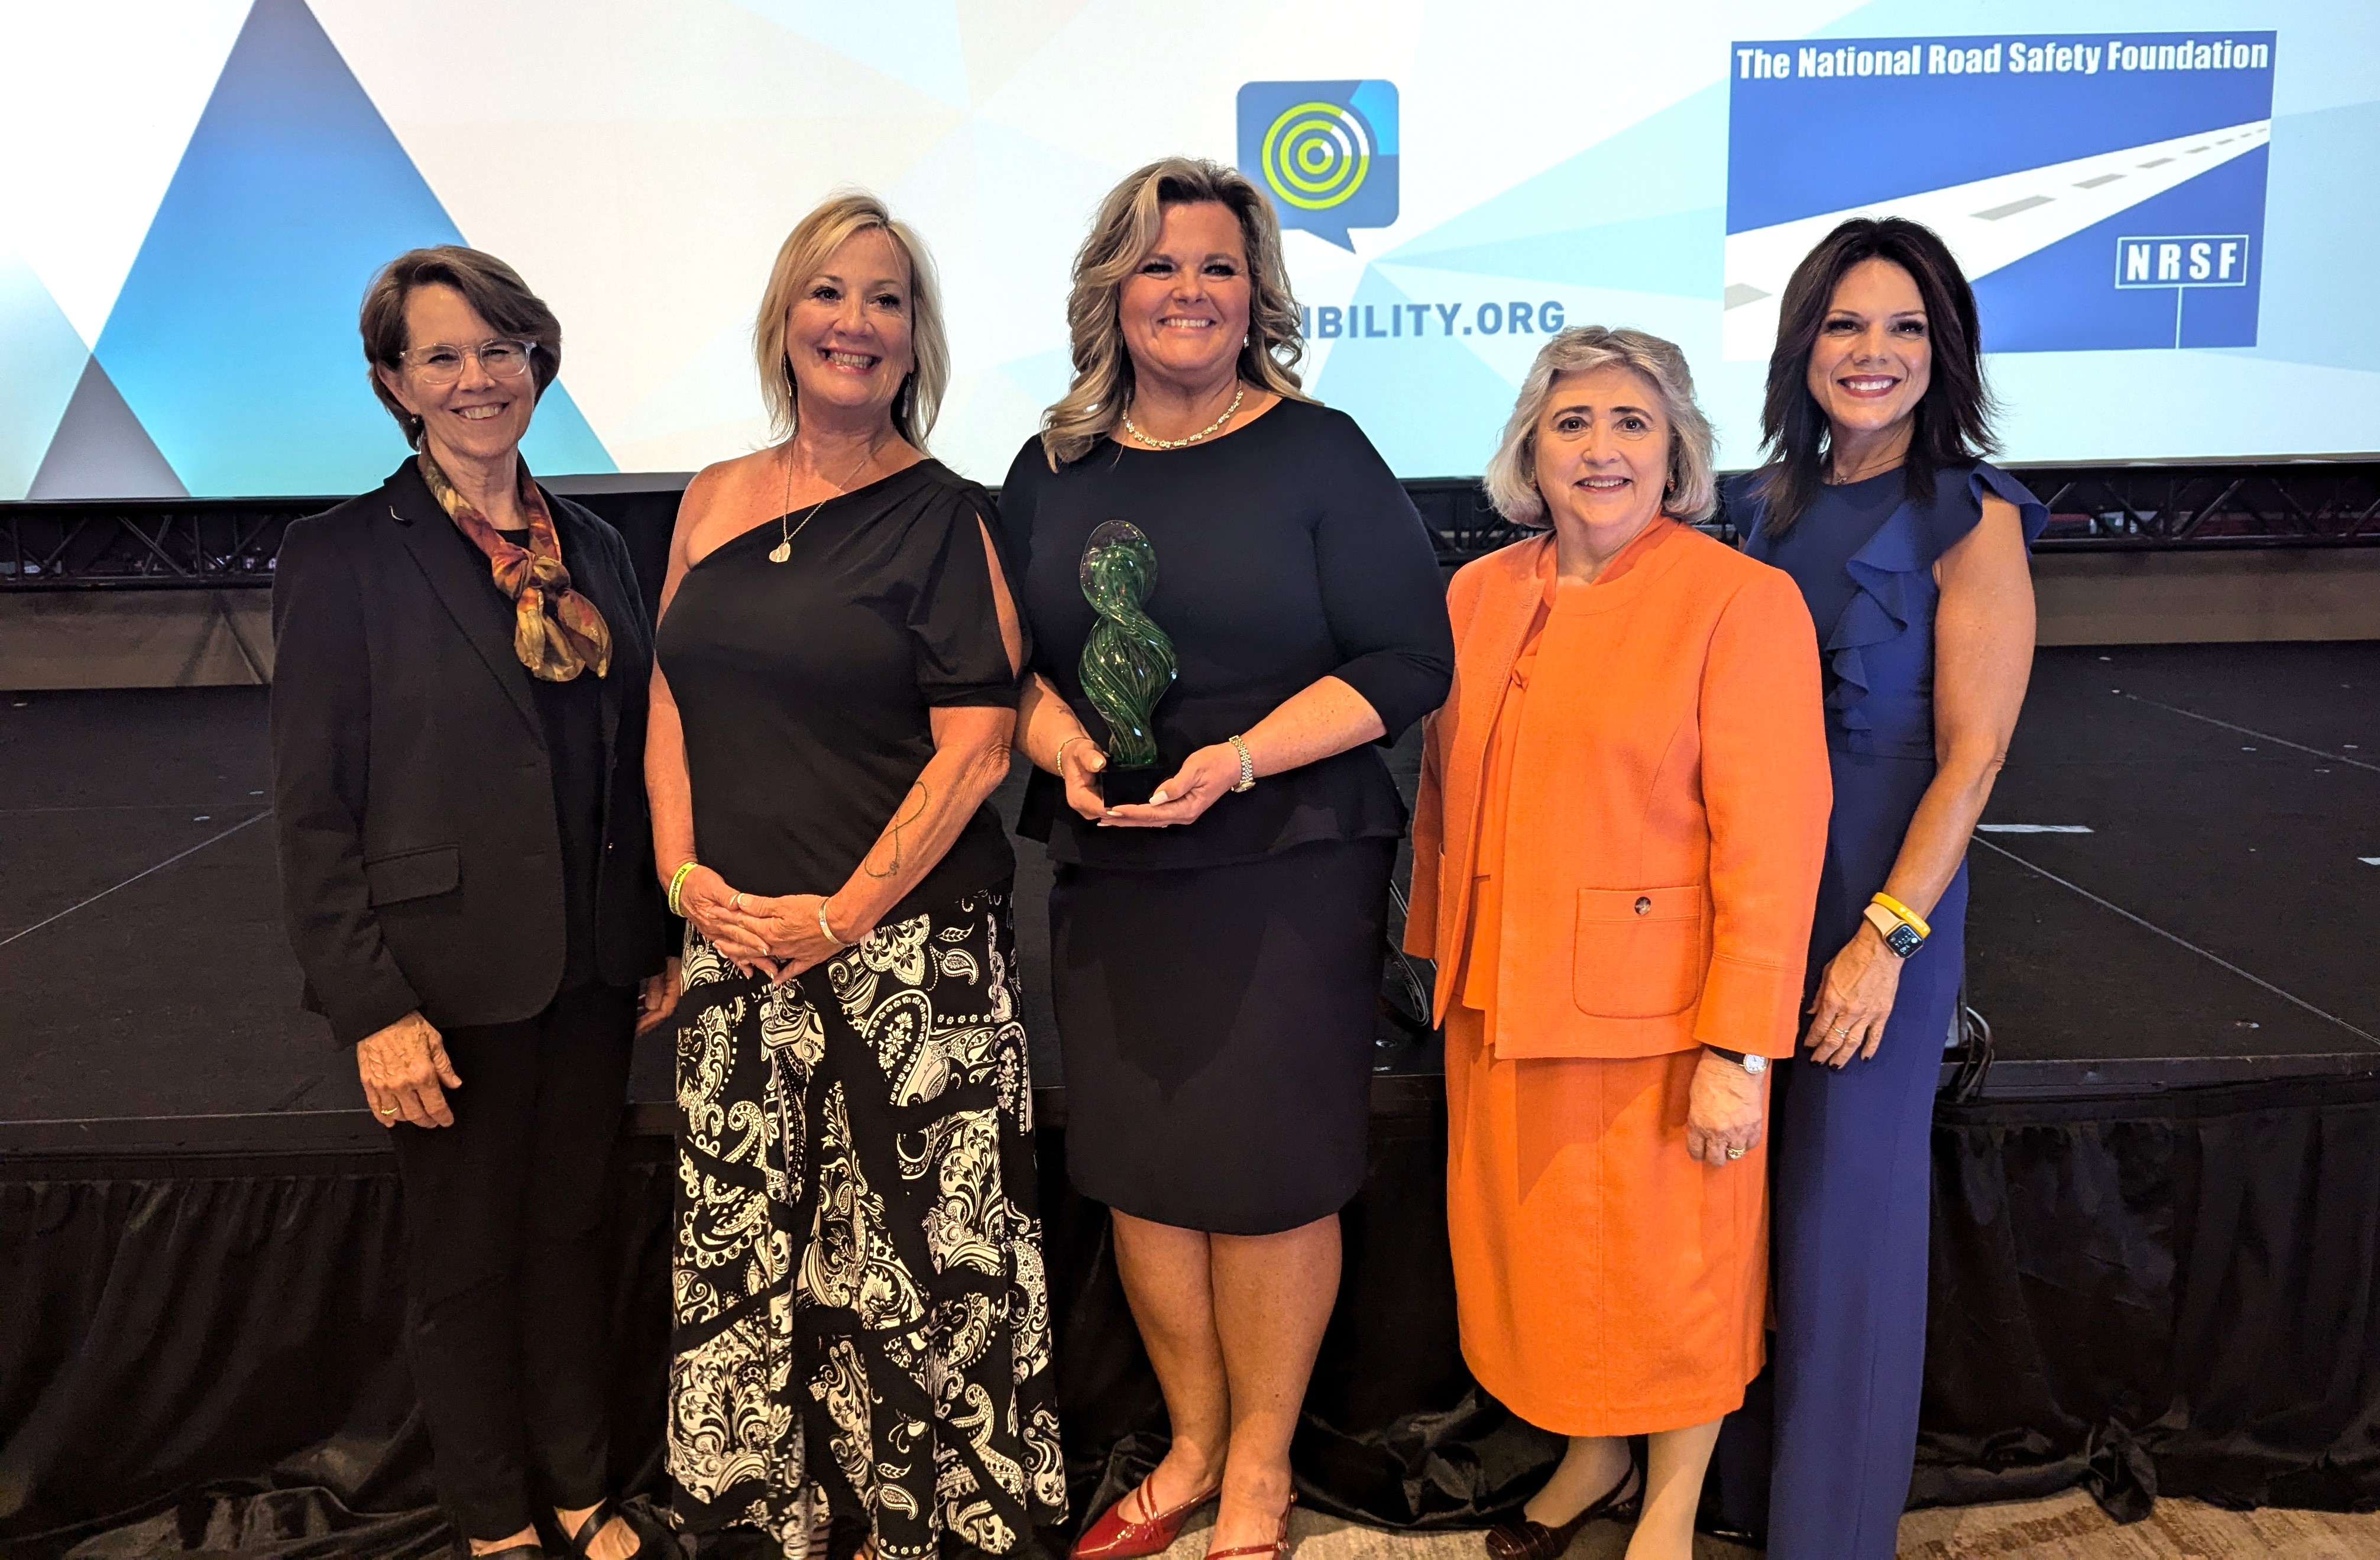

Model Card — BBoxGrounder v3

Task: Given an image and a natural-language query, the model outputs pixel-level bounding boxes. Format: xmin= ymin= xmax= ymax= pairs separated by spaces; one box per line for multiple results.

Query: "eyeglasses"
xmin=400 ymin=338 xmax=536 ymax=386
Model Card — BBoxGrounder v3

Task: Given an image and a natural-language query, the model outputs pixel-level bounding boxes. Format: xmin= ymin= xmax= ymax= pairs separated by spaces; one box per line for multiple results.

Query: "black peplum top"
xmin=996 ymin=396 xmax=1454 ymax=870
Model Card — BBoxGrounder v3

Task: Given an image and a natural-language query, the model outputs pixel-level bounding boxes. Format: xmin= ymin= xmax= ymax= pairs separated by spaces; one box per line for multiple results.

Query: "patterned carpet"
xmin=1142 ymin=1492 xmax=2380 ymax=1560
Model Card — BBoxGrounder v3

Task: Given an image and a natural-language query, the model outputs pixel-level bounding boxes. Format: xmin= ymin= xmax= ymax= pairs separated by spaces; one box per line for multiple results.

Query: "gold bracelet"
xmin=1055 ymin=734 xmax=1090 ymax=771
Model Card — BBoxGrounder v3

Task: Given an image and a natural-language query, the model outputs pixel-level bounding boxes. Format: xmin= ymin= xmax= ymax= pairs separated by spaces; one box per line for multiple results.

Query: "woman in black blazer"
xmin=270 ymin=246 xmax=672 ymax=1560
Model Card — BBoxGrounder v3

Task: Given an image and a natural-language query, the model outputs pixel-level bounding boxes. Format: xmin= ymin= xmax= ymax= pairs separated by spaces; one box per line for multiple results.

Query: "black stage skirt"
xmin=667 ymin=887 xmax=1067 ymax=1559
xmin=1051 ymin=837 xmax=1395 ymax=1236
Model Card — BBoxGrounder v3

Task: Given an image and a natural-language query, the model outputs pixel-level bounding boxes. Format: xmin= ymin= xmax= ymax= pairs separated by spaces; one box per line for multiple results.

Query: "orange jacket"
xmin=1406 ymin=525 xmax=1830 ymax=1059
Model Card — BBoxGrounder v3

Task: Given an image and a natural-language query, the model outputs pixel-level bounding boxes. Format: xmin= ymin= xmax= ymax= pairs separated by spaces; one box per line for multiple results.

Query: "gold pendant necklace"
xmin=770 ymin=436 xmax=882 ymax=563
xmin=1120 ymin=383 xmax=1245 ymax=450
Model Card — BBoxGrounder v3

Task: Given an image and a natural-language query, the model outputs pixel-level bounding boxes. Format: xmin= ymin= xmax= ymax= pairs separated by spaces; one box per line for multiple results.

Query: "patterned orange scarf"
xmin=420 ymin=452 xmax=611 ymax=682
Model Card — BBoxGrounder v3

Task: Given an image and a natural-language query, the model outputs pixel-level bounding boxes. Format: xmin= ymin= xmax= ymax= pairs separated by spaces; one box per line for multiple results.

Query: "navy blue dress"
xmin=1733 ymin=461 xmax=2046 ymax=1559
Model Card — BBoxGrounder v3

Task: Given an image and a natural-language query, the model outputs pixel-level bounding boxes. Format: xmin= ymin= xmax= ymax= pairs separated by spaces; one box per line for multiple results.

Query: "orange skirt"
xmin=1445 ymin=1004 xmax=1769 ymax=1436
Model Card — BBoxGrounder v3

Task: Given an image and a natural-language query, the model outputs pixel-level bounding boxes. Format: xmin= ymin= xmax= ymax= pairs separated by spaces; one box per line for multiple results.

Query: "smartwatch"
xmin=1863 ymin=899 xmax=1927 ymax=959
xmin=1704 ymin=1046 xmax=1769 ymax=1076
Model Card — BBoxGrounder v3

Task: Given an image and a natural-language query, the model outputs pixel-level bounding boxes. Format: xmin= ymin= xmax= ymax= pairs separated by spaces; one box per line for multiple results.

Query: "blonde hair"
xmin=1039 ymin=158 xmax=1310 ymax=469
xmin=753 ymin=190 xmax=949 ymax=448
xmin=1482 ymin=326 xmax=1718 ymax=526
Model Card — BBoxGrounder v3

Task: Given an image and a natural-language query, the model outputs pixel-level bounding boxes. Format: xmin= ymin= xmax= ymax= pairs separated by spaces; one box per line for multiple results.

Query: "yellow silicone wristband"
xmin=1870 ymin=890 xmax=1931 ymax=940
xmin=667 ymin=859 xmax=700 ymax=918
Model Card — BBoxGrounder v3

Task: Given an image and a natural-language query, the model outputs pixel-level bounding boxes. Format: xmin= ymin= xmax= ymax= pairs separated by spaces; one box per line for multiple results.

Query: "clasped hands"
xmin=1058 ymin=736 xmax=1241 ymax=828
xmin=678 ymin=864 xmax=849 ymax=985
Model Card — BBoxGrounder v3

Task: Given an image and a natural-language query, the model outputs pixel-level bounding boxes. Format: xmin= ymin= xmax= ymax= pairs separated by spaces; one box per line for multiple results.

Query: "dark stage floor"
xmin=2 ymin=642 xmax=2374 ymax=1142
xmin=1964 ymin=642 xmax=2380 ymax=1090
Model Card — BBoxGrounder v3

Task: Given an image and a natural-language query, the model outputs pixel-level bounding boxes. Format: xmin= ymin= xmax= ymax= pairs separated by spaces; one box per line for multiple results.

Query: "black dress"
xmin=997 ymin=399 xmax=1454 ymax=1234
xmin=653 ymin=460 xmax=1064 ymax=1559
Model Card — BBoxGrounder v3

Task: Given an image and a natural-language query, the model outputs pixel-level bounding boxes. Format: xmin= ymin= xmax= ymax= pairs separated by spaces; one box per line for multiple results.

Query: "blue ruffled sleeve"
xmin=1925 ymin=461 xmax=2051 ymax=555
xmin=1825 ymin=462 xmax=2048 ymax=755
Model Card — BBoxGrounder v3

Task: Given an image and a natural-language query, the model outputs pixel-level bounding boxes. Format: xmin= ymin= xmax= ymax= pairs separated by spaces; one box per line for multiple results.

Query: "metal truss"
xmin=1 ymin=499 xmax=323 ymax=589
xmin=1407 ymin=459 xmax=2380 ymax=565
xmin=5 ymin=458 xmax=2373 ymax=587
xmin=2009 ymin=460 xmax=2380 ymax=548
xmin=1403 ymin=478 xmax=1736 ymax=564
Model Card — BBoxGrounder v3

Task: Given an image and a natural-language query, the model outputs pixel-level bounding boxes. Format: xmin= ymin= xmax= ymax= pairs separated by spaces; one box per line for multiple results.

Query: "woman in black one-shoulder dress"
xmin=1003 ymin=159 xmax=1452 ymax=1560
xmin=648 ymin=193 xmax=1063 ymax=1560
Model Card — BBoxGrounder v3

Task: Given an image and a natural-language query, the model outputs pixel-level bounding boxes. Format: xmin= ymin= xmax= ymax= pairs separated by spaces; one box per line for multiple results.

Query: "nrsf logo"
xmin=2115 ymin=234 xmax=2251 ymax=288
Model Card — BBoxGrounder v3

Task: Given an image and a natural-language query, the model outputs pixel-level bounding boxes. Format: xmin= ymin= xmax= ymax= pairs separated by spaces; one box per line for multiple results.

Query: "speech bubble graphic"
xmin=1238 ymin=80 xmax=1400 ymax=251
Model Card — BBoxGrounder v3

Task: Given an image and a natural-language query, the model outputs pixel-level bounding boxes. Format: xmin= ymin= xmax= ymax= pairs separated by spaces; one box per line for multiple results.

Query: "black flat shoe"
xmin=1484 ymin=1445 xmax=1646 ymax=1560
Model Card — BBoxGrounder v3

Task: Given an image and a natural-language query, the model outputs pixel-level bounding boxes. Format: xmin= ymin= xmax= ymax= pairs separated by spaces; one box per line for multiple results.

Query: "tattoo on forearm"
xmin=864 ymin=781 xmax=931 ymax=880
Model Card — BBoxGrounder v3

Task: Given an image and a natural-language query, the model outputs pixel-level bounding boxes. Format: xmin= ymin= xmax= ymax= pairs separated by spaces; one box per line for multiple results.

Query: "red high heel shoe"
xmin=1071 ymin=1477 xmax=1222 ymax=1560
xmin=1206 ymin=1494 xmax=1296 ymax=1560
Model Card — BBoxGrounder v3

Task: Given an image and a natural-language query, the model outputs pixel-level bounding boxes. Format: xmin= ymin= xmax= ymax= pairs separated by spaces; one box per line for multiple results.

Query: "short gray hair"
xmin=1482 ymin=325 xmax=1718 ymax=526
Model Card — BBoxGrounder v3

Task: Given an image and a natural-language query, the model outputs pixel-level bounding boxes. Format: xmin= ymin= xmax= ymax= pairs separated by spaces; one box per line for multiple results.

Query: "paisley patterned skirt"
xmin=668 ymin=886 xmax=1066 ymax=1558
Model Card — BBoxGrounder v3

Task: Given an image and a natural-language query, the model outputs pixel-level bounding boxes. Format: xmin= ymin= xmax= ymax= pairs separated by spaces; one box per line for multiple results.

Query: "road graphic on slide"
xmin=1726 ymin=33 xmax=2276 ymax=355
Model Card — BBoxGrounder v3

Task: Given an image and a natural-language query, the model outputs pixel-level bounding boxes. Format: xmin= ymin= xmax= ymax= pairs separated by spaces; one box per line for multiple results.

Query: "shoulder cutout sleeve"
xmin=907 ymin=486 xmax=1022 ymax=710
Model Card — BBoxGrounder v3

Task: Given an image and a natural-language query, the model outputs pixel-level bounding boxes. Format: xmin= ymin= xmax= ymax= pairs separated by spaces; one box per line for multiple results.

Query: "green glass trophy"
xmin=1078 ymin=520 xmax=1176 ymax=803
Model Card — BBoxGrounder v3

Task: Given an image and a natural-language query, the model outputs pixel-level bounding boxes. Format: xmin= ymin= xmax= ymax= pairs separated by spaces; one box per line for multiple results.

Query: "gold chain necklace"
xmin=1120 ymin=382 xmax=1245 ymax=450
xmin=769 ymin=435 xmax=884 ymax=563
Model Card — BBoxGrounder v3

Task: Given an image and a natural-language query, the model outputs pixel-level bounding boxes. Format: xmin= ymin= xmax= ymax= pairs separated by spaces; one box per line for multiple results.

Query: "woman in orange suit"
xmin=1406 ymin=326 xmax=1831 ymax=1560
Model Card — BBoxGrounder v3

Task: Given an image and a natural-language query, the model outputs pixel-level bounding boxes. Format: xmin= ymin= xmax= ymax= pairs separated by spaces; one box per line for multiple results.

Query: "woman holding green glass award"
xmin=999 ymin=158 xmax=1454 ymax=1560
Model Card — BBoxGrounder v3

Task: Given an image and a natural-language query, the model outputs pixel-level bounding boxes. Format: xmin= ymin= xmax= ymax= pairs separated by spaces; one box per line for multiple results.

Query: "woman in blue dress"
xmin=1726 ymin=216 xmax=2047 ymax=1560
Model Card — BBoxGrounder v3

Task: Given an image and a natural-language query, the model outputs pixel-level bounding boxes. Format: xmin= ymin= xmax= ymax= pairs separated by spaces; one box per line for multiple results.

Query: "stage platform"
xmin=1961 ymin=640 xmax=2380 ymax=1094
xmin=6 ymin=644 xmax=2380 ymax=1553
xmin=4 ymin=642 xmax=2373 ymax=1147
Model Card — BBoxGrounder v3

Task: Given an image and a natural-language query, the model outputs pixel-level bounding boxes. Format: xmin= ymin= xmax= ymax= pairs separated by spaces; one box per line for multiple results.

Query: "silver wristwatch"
xmin=1704 ymin=1046 xmax=1769 ymax=1076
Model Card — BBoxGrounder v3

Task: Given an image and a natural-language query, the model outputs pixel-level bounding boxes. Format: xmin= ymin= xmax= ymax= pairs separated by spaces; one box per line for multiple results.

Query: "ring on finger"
xmin=1726 ymin=1144 xmax=1747 ymax=1160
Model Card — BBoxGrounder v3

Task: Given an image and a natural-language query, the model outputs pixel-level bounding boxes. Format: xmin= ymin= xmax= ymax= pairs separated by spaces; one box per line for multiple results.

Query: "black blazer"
xmin=270 ymin=458 xmax=671 ymax=1046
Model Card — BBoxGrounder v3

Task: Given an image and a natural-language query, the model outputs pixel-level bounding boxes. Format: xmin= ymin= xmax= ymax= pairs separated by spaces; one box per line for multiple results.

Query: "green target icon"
xmin=1239 ymin=81 xmax=1398 ymax=249
xmin=1260 ymin=100 xmax=1374 ymax=212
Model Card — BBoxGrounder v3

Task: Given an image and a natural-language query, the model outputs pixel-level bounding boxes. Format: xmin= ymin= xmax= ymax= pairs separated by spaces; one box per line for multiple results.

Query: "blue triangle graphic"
xmin=94 ymin=0 xmax=613 ymax=496
xmin=29 ymin=358 xmax=189 ymax=500
xmin=0 ymin=252 xmax=97 ymax=499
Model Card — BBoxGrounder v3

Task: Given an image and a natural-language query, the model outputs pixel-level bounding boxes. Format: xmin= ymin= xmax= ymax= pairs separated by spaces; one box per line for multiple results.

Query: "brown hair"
xmin=1752 ymin=216 xmax=1997 ymax=533
xmin=1039 ymin=157 xmax=1310 ymax=469
xmin=360 ymin=245 xmax=562 ymax=448
xmin=752 ymin=190 xmax=949 ymax=449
